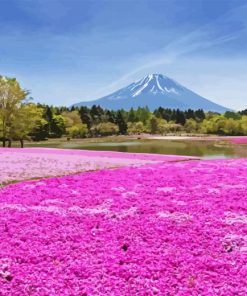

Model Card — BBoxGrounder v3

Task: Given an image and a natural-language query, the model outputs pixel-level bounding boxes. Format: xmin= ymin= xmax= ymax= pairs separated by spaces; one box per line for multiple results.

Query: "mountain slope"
xmin=73 ymin=74 xmax=231 ymax=112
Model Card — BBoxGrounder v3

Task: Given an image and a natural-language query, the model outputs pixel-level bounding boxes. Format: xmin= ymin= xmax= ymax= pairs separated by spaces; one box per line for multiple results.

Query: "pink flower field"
xmin=0 ymin=148 xmax=192 ymax=185
xmin=229 ymin=137 xmax=247 ymax=145
xmin=0 ymin=151 xmax=247 ymax=295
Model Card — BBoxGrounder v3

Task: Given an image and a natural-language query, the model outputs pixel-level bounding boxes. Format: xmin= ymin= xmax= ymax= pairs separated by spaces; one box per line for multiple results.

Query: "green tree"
xmin=0 ymin=76 xmax=29 ymax=147
xmin=166 ymin=123 xmax=183 ymax=133
xmin=184 ymin=118 xmax=198 ymax=133
xmin=222 ymin=118 xmax=241 ymax=135
xmin=127 ymin=121 xmax=145 ymax=134
xmin=157 ymin=118 xmax=168 ymax=135
xmin=91 ymin=122 xmax=119 ymax=136
xmin=9 ymin=103 xmax=44 ymax=147
xmin=224 ymin=111 xmax=241 ymax=120
xmin=79 ymin=106 xmax=92 ymax=128
xmin=240 ymin=116 xmax=247 ymax=135
xmin=116 ymin=111 xmax=127 ymax=134
xmin=67 ymin=123 xmax=88 ymax=138
xmin=127 ymin=108 xmax=136 ymax=122
xmin=50 ymin=115 xmax=66 ymax=138
xmin=175 ymin=109 xmax=186 ymax=125
xmin=148 ymin=116 xmax=159 ymax=134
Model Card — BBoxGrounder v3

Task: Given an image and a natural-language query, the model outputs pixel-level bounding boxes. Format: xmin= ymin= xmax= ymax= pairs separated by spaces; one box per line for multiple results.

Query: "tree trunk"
xmin=2 ymin=139 xmax=6 ymax=147
xmin=20 ymin=139 xmax=24 ymax=148
xmin=8 ymin=140 xmax=12 ymax=148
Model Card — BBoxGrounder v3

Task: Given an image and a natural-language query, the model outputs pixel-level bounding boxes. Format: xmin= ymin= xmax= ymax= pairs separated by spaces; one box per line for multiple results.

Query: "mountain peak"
xmin=130 ymin=74 xmax=183 ymax=97
xmin=72 ymin=74 xmax=231 ymax=112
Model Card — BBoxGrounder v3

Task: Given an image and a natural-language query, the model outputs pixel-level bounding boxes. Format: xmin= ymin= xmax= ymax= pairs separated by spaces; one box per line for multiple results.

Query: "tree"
xmin=127 ymin=121 xmax=145 ymax=134
xmin=184 ymin=118 xmax=198 ymax=133
xmin=224 ymin=111 xmax=241 ymax=120
xmin=166 ymin=123 xmax=183 ymax=134
xmin=240 ymin=116 xmax=247 ymax=135
xmin=128 ymin=108 xmax=136 ymax=122
xmin=175 ymin=109 xmax=186 ymax=125
xmin=90 ymin=105 xmax=104 ymax=124
xmin=157 ymin=118 xmax=168 ymax=135
xmin=67 ymin=124 xmax=88 ymax=138
xmin=185 ymin=109 xmax=195 ymax=120
xmin=79 ymin=106 xmax=93 ymax=128
xmin=194 ymin=109 xmax=205 ymax=122
xmin=0 ymin=76 xmax=29 ymax=147
xmin=116 ymin=111 xmax=127 ymax=134
xmin=62 ymin=110 xmax=88 ymax=138
xmin=29 ymin=118 xmax=50 ymax=141
xmin=9 ymin=103 xmax=44 ymax=147
xmin=49 ymin=115 xmax=66 ymax=138
xmin=148 ymin=116 xmax=159 ymax=134
xmin=222 ymin=118 xmax=241 ymax=135
xmin=91 ymin=122 xmax=119 ymax=136
xmin=239 ymin=109 xmax=247 ymax=116
xmin=62 ymin=110 xmax=82 ymax=128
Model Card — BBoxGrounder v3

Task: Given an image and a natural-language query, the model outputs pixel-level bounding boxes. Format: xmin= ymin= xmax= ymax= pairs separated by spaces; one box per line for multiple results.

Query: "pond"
xmin=25 ymin=138 xmax=247 ymax=159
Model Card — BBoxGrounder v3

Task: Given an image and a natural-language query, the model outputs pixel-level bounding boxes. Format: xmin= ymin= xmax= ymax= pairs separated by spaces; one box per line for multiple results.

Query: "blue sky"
xmin=1 ymin=0 xmax=247 ymax=110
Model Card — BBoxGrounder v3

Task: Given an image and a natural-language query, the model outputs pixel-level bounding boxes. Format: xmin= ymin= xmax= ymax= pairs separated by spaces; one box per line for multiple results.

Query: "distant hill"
xmin=72 ymin=74 xmax=231 ymax=112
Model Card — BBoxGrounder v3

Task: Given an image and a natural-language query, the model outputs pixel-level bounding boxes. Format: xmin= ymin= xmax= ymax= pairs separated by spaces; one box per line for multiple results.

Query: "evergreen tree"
xmin=128 ymin=108 xmax=136 ymax=122
xmin=116 ymin=111 xmax=127 ymax=134
xmin=175 ymin=110 xmax=186 ymax=125
xmin=149 ymin=116 xmax=159 ymax=134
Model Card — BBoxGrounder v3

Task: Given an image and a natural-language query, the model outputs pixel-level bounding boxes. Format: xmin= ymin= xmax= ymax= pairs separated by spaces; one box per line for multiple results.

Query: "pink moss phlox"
xmin=0 ymin=148 xmax=193 ymax=185
xmin=229 ymin=137 xmax=247 ymax=145
xmin=0 ymin=158 xmax=246 ymax=294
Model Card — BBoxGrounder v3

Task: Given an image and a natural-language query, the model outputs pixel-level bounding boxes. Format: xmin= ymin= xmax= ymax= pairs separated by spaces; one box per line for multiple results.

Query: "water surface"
xmin=25 ymin=139 xmax=247 ymax=159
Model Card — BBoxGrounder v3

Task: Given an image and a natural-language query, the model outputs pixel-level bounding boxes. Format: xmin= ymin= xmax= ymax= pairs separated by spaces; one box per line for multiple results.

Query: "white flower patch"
xmin=81 ymin=206 xmax=110 ymax=215
xmin=157 ymin=211 xmax=192 ymax=222
xmin=208 ymin=188 xmax=220 ymax=194
xmin=39 ymin=199 xmax=66 ymax=206
xmin=22 ymin=184 xmax=36 ymax=190
xmin=121 ymin=191 xmax=138 ymax=198
xmin=58 ymin=183 xmax=69 ymax=188
xmin=31 ymin=205 xmax=67 ymax=216
xmin=0 ymin=203 xmax=27 ymax=212
xmin=171 ymin=199 xmax=187 ymax=206
xmin=224 ymin=212 xmax=247 ymax=225
xmin=69 ymin=199 xmax=112 ymax=216
xmin=35 ymin=181 xmax=46 ymax=186
xmin=111 ymin=186 xmax=126 ymax=192
xmin=223 ymin=234 xmax=247 ymax=253
xmin=0 ymin=258 xmax=12 ymax=281
xmin=67 ymin=206 xmax=85 ymax=215
xmin=156 ymin=187 xmax=176 ymax=193
xmin=117 ymin=207 xmax=138 ymax=218
xmin=224 ymin=184 xmax=247 ymax=190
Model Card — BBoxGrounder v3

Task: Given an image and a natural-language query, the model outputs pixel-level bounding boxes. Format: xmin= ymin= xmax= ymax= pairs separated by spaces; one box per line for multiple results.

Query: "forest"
xmin=1 ymin=76 xmax=247 ymax=147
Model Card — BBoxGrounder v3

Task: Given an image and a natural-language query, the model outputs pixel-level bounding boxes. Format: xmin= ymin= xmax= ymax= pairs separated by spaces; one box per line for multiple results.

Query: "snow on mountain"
xmin=72 ymin=74 xmax=231 ymax=112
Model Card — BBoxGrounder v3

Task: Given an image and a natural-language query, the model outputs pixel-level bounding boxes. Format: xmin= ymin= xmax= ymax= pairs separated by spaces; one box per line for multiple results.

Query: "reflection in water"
xmin=27 ymin=139 xmax=247 ymax=159
xmin=63 ymin=140 xmax=247 ymax=159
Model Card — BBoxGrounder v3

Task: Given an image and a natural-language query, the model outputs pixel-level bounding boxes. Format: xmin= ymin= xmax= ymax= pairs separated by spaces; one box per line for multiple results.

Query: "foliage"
xmin=116 ymin=111 xmax=127 ymax=134
xmin=148 ymin=116 xmax=159 ymax=134
xmin=67 ymin=123 xmax=88 ymax=138
xmin=10 ymin=103 xmax=44 ymax=145
xmin=0 ymin=76 xmax=29 ymax=146
xmin=0 ymin=75 xmax=247 ymax=142
xmin=127 ymin=121 xmax=145 ymax=134
xmin=91 ymin=122 xmax=119 ymax=136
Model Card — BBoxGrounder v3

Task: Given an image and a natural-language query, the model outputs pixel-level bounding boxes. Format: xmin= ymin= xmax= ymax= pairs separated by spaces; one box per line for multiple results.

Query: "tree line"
xmin=1 ymin=76 xmax=247 ymax=147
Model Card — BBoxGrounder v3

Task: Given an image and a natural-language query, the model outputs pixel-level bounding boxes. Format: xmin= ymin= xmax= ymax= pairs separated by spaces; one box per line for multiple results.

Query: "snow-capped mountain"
xmin=73 ymin=74 xmax=231 ymax=112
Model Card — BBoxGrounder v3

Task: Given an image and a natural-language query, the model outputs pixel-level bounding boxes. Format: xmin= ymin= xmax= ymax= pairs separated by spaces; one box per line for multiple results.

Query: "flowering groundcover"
xmin=0 ymin=158 xmax=247 ymax=295
xmin=229 ymin=137 xmax=247 ymax=145
xmin=0 ymin=148 xmax=192 ymax=185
